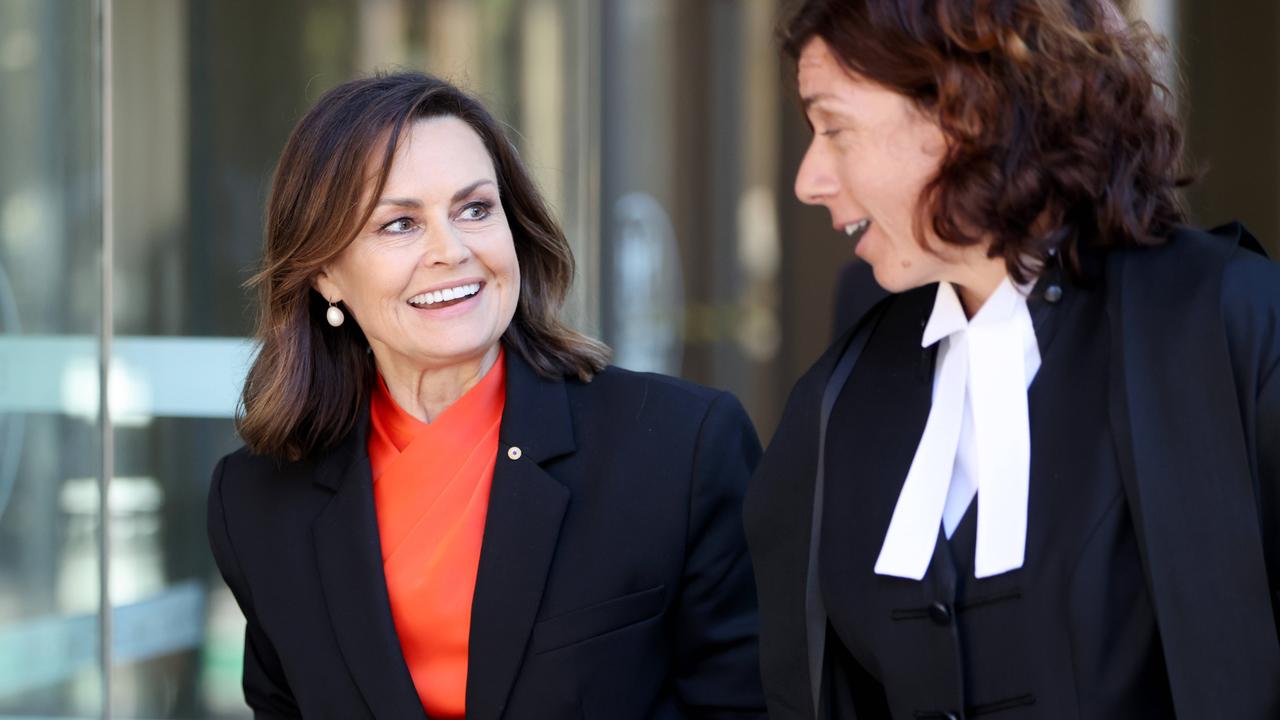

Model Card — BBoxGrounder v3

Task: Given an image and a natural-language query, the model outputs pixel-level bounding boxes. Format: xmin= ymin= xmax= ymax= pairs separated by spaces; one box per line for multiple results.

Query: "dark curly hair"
xmin=781 ymin=0 xmax=1190 ymax=283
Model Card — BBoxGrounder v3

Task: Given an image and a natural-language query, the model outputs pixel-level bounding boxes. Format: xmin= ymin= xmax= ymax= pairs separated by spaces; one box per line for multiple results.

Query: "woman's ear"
xmin=312 ymin=269 xmax=341 ymax=303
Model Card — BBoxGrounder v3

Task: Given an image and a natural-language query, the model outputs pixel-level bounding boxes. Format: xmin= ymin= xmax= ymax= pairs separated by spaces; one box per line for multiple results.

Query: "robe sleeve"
xmin=1221 ymin=248 xmax=1280 ymax=634
xmin=1254 ymin=325 xmax=1280 ymax=627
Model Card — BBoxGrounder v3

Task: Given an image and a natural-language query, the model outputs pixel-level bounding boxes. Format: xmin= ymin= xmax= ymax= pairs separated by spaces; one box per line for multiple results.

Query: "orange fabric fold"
xmin=369 ymin=351 xmax=506 ymax=719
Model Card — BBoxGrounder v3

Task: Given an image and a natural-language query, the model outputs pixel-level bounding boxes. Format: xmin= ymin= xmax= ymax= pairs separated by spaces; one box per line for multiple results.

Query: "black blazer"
xmin=207 ymin=351 xmax=767 ymax=719
xmin=745 ymin=224 xmax=1280 ymax=719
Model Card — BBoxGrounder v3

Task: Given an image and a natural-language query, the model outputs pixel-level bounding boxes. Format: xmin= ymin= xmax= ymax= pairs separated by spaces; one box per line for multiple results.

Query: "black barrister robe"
xmin=744 ymin=224 xmax=1280 ymax=719
xmin=208 ymin=352 xmax=768 ymax=719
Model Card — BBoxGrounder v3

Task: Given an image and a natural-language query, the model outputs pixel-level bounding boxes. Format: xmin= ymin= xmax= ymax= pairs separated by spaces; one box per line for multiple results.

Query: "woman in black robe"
xmin=745 ymin=1 xmax=1280 ymax=718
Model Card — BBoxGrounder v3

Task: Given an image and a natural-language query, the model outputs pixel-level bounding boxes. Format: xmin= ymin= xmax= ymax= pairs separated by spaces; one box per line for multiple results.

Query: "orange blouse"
xmin=368 ymin=351 xmax=506 ymax=718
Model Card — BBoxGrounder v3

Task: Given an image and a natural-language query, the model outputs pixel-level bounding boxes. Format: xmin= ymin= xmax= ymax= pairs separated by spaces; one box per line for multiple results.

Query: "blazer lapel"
xmin=312 ymin=409 xmax=428 ymax=720
xmin=465 ymin=350 xmax=574 ymax=720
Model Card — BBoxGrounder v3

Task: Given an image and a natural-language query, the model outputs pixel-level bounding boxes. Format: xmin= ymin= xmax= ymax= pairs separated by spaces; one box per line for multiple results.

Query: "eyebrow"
xmin=802 ymin=101 xmax=855 ymax=131
xmin=375 ymin=178 xmax=497 ymax=209
xmin=800 ymin=93 xmax=839 ymax=112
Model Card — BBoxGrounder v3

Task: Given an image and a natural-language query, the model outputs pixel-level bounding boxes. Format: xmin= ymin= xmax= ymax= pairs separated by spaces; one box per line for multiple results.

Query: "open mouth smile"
xmin=408 ymin=281 xmax=482 ymax=309
xmin=844 ymin=218 xmax=871 ymax=241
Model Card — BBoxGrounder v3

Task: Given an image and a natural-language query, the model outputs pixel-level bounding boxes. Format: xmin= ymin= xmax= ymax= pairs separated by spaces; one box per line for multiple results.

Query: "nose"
xmin=419 ymin=220 xmax=471 ymax=268
xmin=794 ymin=137 xmax=840 ymax=206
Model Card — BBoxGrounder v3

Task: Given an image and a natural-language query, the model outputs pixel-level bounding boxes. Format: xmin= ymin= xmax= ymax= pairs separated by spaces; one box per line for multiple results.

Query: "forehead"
xmin=797 ymin=37 xmax=848 ymax=95
xmin=383 ymin=116 xmax=497 ymax=187
xmin=796 ymin=37 xmax=876 ymax=117
xmin=795 ymin=36 xmax=927 ymax=127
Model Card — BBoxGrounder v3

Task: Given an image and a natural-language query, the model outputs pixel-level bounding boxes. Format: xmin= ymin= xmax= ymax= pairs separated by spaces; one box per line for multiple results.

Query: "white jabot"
xmin=874 ymin=278 xmax=1040 ymax=580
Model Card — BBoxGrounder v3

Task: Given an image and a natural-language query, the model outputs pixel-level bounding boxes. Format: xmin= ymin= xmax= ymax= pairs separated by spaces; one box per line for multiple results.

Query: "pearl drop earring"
xmin=325 ymin=301 xmax=345 ymax=328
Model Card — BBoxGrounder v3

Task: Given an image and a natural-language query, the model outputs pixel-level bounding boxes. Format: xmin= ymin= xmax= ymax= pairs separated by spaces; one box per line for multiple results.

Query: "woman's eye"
xmin=381 ymin=217 xmax=416 ymax=234
xmin=459 ymin=202 xmax=492 ymax=221
xmin=820 ymin=128 xmax=847 ymax=138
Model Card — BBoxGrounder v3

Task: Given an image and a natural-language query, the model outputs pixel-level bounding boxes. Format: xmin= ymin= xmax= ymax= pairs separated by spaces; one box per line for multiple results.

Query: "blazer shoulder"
xmin=209 ymin=444 xmax=322 ymax=516
xmin=1120 ymin=222 xmax=1264 ymax=276
xmin=579 ymin=365 xmax=728 ymax=412
xmin=1221 ymin=244 xmax=1280 ymax=315
xmin=566 ymin=366 xmax=757 ymax=456
xmin=216 ymin=444 xmax=271 ymax=476
xmin=1122 ymin=224 xmax=1280 ymax=334
xmin=1220 ymin=246 xmax=1280 ymax=377
xmin=213 ymin=445 xmax=292 ymax=489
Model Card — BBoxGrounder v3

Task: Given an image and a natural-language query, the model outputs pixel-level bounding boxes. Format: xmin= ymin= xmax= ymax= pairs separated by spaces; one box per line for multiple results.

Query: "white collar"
xmin=875 ymin=278 xmax=1039 ymax=580
xmin=922 ymin=277 xmax=1032 ymax=348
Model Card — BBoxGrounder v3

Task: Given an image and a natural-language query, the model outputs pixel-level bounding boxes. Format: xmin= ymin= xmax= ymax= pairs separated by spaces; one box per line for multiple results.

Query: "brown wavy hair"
xmin=781 ymin=0 xmax=1191 ymax=283
xmin=239 ymin=72 xmax=609 ymax=461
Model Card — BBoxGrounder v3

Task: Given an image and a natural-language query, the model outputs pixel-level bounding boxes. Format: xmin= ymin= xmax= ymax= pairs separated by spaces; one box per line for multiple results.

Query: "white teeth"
xmin=844 ymin=219 xmax=870 ymax=237
xmin=408 ymin=282 xmax=482 ymax=307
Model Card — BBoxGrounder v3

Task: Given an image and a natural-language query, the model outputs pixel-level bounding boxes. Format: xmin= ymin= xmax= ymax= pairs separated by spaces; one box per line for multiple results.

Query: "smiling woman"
xmin=207 ymin=73 xmax=767 ymax=720
xmin=312 ymin=117 xmax=521 ymax=423
xmin=239 ymin=75 xmax=609 ymax=460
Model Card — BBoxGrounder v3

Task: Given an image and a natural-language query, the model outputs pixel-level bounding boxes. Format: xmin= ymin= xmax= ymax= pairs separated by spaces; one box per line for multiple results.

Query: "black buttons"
xmin=1044 ymin=284 xmax=1063 ymax=303
xmin=929 ymin=601 xmax=953 ymax=625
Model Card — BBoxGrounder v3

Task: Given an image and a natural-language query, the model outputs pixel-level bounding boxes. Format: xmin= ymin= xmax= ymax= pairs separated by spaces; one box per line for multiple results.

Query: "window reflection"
xmin=0 ymin=0 xmax=104 ymax=715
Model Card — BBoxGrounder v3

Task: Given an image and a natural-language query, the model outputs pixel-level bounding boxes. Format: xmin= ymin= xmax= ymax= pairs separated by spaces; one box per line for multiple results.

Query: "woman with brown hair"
xmin=745 ymin=1 xmax=1280 ymax=718
xmin=207 ymin=72 xmax=766 ymax=719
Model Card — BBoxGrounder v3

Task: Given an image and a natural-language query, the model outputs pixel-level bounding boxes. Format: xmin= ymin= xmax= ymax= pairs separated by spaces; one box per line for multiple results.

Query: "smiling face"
xmin=314 ymin=115 xmax=520 ymax=376
xmin=794 ymin=37 xmax=965 ymax=293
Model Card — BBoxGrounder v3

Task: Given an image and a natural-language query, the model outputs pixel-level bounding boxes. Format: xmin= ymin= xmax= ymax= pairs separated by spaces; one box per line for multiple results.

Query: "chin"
xmin=422 ymin=342 xmax=494 ymax=365
xmin=869 ymin=264 xmax=913 ymax=294
xmin=867 ymin=257 xmax=938 ymax=295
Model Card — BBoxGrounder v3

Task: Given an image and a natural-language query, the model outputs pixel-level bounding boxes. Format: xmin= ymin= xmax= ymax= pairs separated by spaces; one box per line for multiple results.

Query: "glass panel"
xmin=0 ymin=0 xmax=104 ymax=718
xmin=597 ymin=0 xmax=785 ymax=430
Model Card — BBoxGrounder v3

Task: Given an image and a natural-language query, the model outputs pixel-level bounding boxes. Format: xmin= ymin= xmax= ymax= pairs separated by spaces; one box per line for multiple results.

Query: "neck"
xmin=374 ymin=343 xmax=502 ymax=423
xmin=948 ymin=250 xmax=1010 ymax=318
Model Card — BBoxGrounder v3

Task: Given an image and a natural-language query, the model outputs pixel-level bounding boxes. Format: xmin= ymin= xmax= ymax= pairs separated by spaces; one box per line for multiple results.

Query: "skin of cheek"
xmin=887 ymin=117 xmax=948 ymax=275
